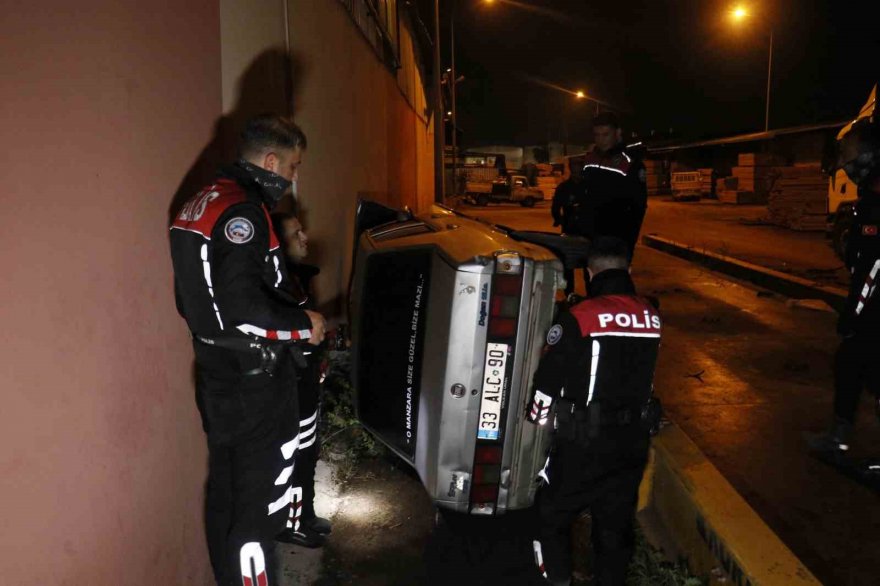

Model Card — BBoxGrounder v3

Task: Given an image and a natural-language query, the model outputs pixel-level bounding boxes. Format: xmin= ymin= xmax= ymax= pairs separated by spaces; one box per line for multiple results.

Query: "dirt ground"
xmin=306 ymin=453 xmax=555 ymax=586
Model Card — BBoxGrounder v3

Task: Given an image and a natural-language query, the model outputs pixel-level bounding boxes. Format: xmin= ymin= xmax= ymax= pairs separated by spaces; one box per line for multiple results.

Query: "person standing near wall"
xmin=271 ymin=211 xmax=334 ymax=548
xmin=170 ymin=115 xmax=326 ymax=586
xmin=579 ymin=113 xmax=648 ymax=262
xmin=527 ymin=237 xmax=662 ymax=586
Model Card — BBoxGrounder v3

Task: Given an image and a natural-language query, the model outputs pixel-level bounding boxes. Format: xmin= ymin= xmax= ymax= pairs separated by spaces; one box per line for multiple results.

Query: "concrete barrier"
xmin=639 ymin=423 xmax=821 ymax=585
xmin=641 ymin=234 xmax=847 ymax=311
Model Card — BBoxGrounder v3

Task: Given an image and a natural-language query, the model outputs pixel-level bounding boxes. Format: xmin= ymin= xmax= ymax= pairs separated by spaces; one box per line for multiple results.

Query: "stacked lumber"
xmin=716 ymin=152 xmax=780 ymax=204
xmin=699 ymin=168 xmax=713 ymax=197
xmin=716 ymin=176 xmax=764 ymax=204
xmin=738 ymin=153 xmax=780 ymax=166
xmin=644 ymin=159 xmax=666 ymax=195
xmin=767 ymin=163 xmax=827 ymax=231
xmin=536 ymin=175 xmax=560 ymax=199
xmin=731 ymin=165 xmax=776 ymax=193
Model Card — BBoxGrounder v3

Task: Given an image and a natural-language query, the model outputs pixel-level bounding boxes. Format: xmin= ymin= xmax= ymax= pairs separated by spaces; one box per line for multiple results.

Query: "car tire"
xmin=476 ymin=194 xmax=490 ymax=207
xmin=521 ymin=197 xmax=536 ymax=208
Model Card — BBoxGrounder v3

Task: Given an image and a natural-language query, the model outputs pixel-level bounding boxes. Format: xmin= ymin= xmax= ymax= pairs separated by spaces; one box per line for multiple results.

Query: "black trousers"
xmin=535 ymin=436 xmax=648 ymax=586
xmin=195 ymin=346 xmax=299 ymax=586
xmin=290 ymin=354 xmax=323 ymax=527
xmin=834 ymin=334 xmax=880 ymax=424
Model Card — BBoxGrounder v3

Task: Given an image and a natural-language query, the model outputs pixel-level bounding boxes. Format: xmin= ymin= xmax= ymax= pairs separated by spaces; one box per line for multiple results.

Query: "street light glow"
xmin=576 ymin=90 xmax=586 ymax=99
xmin=730 ymin=5 xmax=749 ymax=22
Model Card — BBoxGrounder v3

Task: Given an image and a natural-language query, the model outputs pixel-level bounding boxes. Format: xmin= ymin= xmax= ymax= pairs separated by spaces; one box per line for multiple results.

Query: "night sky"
xmin=418 ymin=0 xmax=880 ymax=146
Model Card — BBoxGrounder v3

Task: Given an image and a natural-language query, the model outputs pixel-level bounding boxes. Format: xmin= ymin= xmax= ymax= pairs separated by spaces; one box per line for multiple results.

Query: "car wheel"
xmin=476 ymin=194 xmax=490 ymax=207
xmin=521 ymin=197 xmax=536 ymax=208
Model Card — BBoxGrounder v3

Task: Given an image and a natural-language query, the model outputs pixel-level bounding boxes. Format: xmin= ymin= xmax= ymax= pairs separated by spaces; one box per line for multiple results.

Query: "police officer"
xmin=170 ymin=115 xmax=326 ymax=586
xmin=552 ymin=159 xmax=589 ymax=295
xmin=809 ymin=117 xmax=880 ymax=459
xmin=527 ymin=237 xmax=662 ymax=586
xmin=271 ymin=211 xmax=333 ymax=548
xmin=579 ymin=113 xmax=647 ymax=260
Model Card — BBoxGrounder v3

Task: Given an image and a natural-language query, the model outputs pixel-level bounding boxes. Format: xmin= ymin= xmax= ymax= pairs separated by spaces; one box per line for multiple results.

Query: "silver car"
xmin=350 ymin=202 xmax=574 ymax=515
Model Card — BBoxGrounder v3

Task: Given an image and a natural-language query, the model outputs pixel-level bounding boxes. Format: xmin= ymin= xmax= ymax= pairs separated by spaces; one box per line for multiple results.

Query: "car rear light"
xmin=475 ymin=445 xmax=503 ymax=464
xmin=470 ymin=253 xmax=525 ymax=514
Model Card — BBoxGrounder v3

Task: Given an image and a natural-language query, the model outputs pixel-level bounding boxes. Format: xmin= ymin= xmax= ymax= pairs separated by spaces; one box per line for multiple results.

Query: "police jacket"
xmin=551 ymin=178 xmax=587 ymax=235
xmin=578 ymin=145 xmax=647 ymax=248
xmin=170 ymin=163 xmax=313 ymax=343
xmin=839 ymin=186 xmax=880 ymax=338
xmin=532 ymin=269 xmax=661 ymax=420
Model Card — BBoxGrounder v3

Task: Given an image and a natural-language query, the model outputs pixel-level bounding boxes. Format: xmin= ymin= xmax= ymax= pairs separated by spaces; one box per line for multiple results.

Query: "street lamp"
xmin=575 ymin=90 xmax=585 ymax=99
xmin=729 ymin=4 xmax=773 ymax=132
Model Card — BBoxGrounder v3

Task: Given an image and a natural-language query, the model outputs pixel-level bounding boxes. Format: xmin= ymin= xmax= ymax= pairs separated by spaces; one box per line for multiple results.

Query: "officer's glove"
xmin=527 ymin=390 xmax=553 ymax=425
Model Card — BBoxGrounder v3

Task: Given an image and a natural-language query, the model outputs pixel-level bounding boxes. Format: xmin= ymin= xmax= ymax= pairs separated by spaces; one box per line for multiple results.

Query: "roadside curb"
xmin=641 ymin=234 xmax=847 ymax=310
xmin=640 ymin=423 xmax=822 ymax=585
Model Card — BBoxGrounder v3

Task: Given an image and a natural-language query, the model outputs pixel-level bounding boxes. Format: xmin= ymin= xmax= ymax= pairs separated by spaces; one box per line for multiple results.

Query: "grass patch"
xmin=627 ymin=527 xmax=706 ymax=586
xmin=320 ymin=350 xmax=387 ymax=484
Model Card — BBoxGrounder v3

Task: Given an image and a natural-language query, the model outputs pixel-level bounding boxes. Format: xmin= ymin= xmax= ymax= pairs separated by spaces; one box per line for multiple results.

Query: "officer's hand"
xmin=305 ymin=310 xmax=327 ymax=346
xmin=526 ymin=390 xmax=553 ymax=425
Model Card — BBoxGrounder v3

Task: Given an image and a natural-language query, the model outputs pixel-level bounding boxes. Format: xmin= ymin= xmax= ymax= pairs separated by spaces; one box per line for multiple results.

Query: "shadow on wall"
xmin=168 ymin=47 xmax=310 ymax=225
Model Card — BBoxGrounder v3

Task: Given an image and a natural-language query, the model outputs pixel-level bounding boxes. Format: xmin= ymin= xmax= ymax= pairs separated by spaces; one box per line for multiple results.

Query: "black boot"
xmin=275 ymin=524 xmax=326 ymax=548
xmin=302 ymin=514 xmax=332 ymax=535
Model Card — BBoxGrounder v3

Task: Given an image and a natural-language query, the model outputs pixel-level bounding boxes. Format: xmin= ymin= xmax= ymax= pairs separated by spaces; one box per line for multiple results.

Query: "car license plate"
xmin=477 ymin=343 xmax=508 ymax=441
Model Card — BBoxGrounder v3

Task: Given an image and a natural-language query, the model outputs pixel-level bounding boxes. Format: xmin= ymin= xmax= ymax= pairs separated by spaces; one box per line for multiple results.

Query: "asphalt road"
xmin=460 ymin=201 xmax=880 ymax=586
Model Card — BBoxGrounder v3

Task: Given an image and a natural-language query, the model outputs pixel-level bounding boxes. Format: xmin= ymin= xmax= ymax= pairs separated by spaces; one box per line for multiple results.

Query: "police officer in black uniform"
xmin=527 ymin=237 xmax=662 ymax=586
xmin=271 ymin=211 xmax=333 ymax=548
xmin=580 ymin=113 xmax=647 ymax=260
xmin=809 ymin=117 xmax=880 ymax=458
xmin=170 ymin=115 xmax=326 ymax=586
xmin=552 ymin=159 xmax=589 ymax=295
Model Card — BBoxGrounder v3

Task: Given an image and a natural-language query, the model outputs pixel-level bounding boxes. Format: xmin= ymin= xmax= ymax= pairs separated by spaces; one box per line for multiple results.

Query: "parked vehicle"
xmin=828 ymin=84 xmax=876 ymax=259
xmin=349 ymin=201 xmax=571 ymax=515
xmin=467 ymin=174 xmax=545 ymax=207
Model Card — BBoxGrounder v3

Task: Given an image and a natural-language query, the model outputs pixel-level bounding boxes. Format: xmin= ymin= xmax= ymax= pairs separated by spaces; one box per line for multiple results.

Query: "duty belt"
xmin=555 ymin=397 xmax=662 ymax=442
xmin=193 ymin=334 xmax=307 ymax=374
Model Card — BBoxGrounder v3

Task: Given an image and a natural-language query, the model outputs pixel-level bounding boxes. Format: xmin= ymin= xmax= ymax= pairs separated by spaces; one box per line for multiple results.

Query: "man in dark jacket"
xmin=578 ymin=113 xmax=647 ymax=260
xmin=552 ymin=159 xmax=589 ymax=295
xmin=170 ymin=115 xmax=326 ymax=586
xmin=528 ymin=237 xmax=662 ymax=586
xmin=809 ymin=117 xmax=880 ymax=459
xmin=271 ymin=211 xmax=334 ymax=548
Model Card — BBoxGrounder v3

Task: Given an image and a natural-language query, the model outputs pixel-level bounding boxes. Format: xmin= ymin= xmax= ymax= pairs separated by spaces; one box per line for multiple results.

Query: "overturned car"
xmin=349 ymin=201 xmax=587 ymax=515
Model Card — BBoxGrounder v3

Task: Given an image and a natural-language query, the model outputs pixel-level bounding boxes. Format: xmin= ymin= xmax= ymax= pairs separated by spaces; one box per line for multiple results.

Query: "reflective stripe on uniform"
xmin=586 ymin=340 xmax=601 ymax=405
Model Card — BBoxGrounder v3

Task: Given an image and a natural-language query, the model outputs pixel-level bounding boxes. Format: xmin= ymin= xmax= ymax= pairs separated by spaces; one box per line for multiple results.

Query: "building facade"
xmin=0 ymin=1 xmax=434 ymax=583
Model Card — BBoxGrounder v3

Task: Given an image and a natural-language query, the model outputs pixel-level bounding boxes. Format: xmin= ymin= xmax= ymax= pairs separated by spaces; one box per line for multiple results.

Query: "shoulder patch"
xmin=546 ymin=324 xmax=563 ymax=345
xmin=224 ymin=217 xmax=254 ymax=244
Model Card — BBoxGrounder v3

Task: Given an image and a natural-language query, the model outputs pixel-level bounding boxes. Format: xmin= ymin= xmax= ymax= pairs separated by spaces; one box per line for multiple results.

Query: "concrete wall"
xmin=288 ymin=0 xmax=435 ymax=313
xmin=0 ymin=1 xmax=220 ymax=584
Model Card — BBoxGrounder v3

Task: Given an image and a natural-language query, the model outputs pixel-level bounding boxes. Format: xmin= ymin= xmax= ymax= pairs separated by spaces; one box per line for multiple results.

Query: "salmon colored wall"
xmin=288 ymin=0 xmax=434 ymax=314
xmin=0 ymin=2 xmax=219 ymax=584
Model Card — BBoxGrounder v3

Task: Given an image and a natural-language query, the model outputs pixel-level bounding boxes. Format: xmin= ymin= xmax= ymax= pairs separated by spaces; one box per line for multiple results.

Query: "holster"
xmin=193 ymin=334 xmax=307 ymax=375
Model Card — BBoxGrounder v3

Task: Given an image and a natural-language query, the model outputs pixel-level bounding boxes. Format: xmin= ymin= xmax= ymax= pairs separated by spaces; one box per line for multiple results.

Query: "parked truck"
xmin=467 ymin=174 xmax=545 ymax=207
xmin=828 ymin=84 xmax=876 ymax=259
